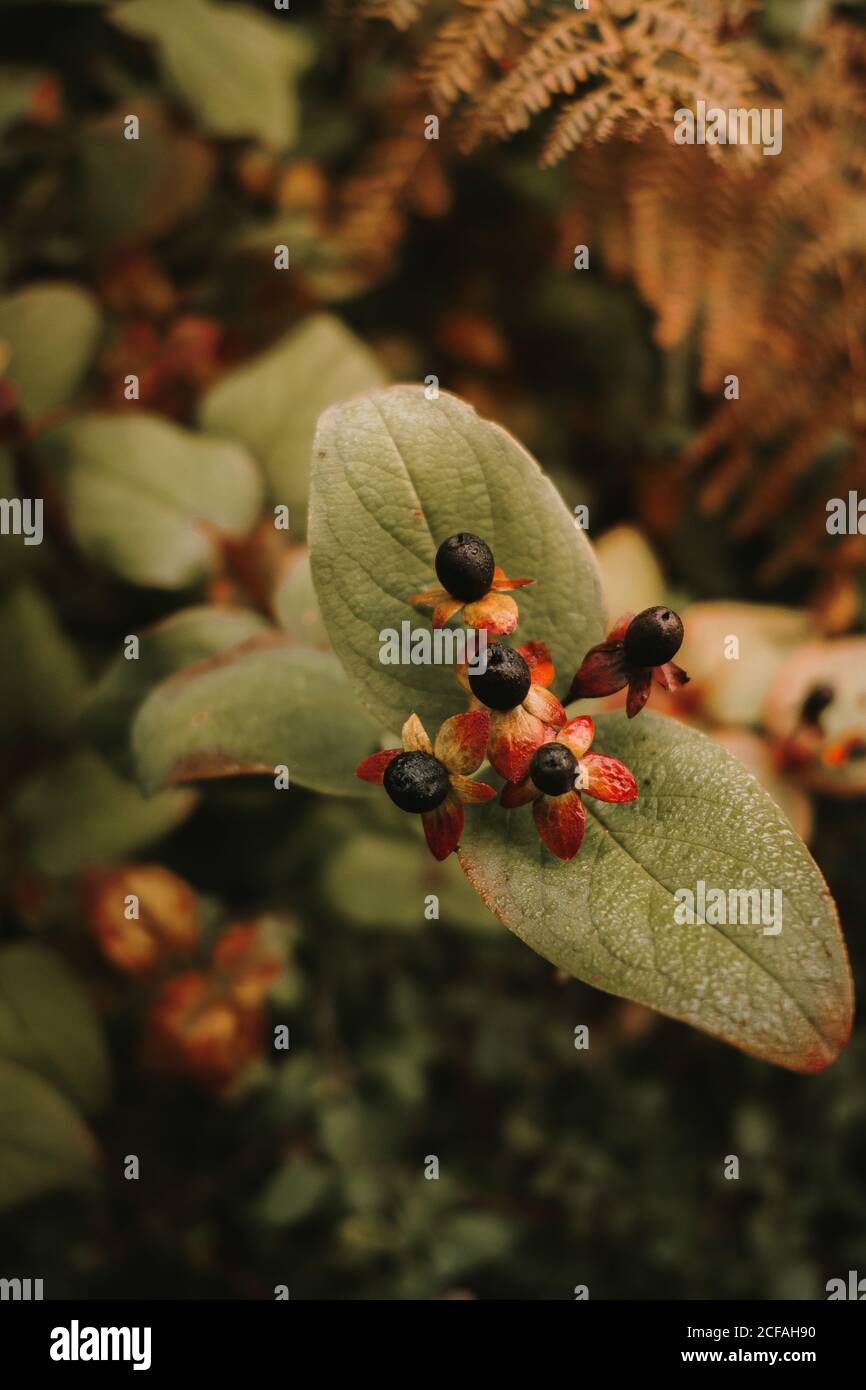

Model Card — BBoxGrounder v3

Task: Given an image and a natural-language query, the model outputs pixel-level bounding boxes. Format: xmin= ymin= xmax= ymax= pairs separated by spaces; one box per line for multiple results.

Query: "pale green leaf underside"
xmin=0 ymin=944 xmax=110 ymax=1115
xmin=309 ymin=386 xmax=605 ymax=735
xmin=132 ymin=637 xmax=381 ymax=797
xmin=0 ymin=1059 xmax=98 ymax=1214
xmin=459 ymin=711 xmax=853 ymax=1073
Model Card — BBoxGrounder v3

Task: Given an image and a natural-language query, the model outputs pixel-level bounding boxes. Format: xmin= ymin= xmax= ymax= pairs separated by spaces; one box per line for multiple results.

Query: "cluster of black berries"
xmin=358 ymin=532 xmax=689 ymax=861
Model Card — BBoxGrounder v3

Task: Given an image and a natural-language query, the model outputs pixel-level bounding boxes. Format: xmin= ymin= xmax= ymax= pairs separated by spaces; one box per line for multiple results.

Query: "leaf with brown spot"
xmin=132 ymin=636 xmax=381 ymax=797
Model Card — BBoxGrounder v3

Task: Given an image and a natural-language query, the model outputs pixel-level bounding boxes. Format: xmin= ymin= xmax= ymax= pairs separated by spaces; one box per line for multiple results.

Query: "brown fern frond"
xmin=348 ymin=0 xmax=865 ymax=584
xmin=761 ymin=458 xmax=866 ymax=585
xmin=420 ymin=0 xmax=536 ymax=110
xmin=553 ymin=18 xmax=866 ymax=582
xmin=356 ymin=0 xmax=431 ymax=30
xmin=541 ymin=83 xmax=639 ymax=166
xmin=461 ymin=11 xmax=621 ymax=149
xmin=353 ymin=0 xmax=754 ymax=162
xmin=356 ymin=0 xmax=755 ymax=161
xmin=332 ymin=75 xmax=449 ymax=287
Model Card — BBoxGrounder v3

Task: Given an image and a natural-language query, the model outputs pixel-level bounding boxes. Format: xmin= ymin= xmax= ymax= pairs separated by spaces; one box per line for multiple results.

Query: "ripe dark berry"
xmin=468 ymin=642 xmax=531 ymax=711
xmin=623 ymin=606 xmax=684 ymax=668
xmin=435 ymin=532 xmax=495 ymax=602
xmin=530 ymin=742 xmax=578 ymax=796
xmin=383 ymin=751 xmax=451 ymax=813
xmin=800 ymin=684 xmax=834 ymax=728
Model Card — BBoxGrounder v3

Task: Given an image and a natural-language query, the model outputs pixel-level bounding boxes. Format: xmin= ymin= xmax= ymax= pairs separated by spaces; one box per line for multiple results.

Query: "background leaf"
xmin=82 ymin=604 xmax=270 ymax=770
xmin=132 ymin=636 xmax=381 ymax=797
xmin=39 ymin=413 xmax=263 ymax=588
xmin=308 ymin=385 xmax=606 ymax=733
xmin=762 ymin=637 xmax=866 ymax=797
xmin=0 ymin=452 xmax=45 ymax=583
xmin=110 ymin=0 xmax=313 ymax=150
xmin=252 ymin=1157 xmax=330 ymax=1227
xmin=459 ymin=710 xmax=853 ymax=1073
xmin=594 ymin=523 xmax=667 ymax=622
xmin=0 ymin=943 xmax=110 ymax=1114
xmin=0 ymin=583 xmax=88 ymax=739
xmin=78 ymin=104 xmax=215 ymax=247
xmin=0 ymin=1059 xmax=98 ymax=1214
xmin=0 ymin=283 xmax=101 ymax=419
xmin=0 ymin=67 xmax=55 ymax=139
xmin=200 ymin=313 xmax=387 ymax=524
xmin=679 ymin=602 xmax=811 ymax=726
xmin=322 ymin=828 xmax=494 ymax=933
xmin=272 ymin=548 xmax=330 ymax=648
xmin=13 ymin=749 xmax=195 ymax=875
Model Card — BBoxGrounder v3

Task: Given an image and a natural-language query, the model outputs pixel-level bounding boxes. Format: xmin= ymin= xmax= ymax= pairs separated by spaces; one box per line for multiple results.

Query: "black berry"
xmin=435 ymin=532 xmax=495 ymax=602
xmin=530 ymin=742 xmax=578 ymax=796
xmin=623 ymin=606 xmax=684 ymax=668
xmin=383 ymin=751 xmax=450 ymax=813
xmin=800 ymin=684 xmax=834 ymax=727
xmin=468 ymin=642 xmax=531 ymax=711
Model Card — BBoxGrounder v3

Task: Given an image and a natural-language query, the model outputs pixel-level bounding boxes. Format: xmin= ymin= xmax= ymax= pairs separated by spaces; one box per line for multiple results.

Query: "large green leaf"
xmin=110 ymin=0 xmax=313 ymax=150
xmin=199 ymin=314 xmax=387 ymax=522
xmin=0 ymin=943 xmax=110 ymax=1114
xmin=459 ymin=711 xmax=853 ymax=1074
xmin=14 ymin=750 xmax=195 ymax=875
xmin=132 ymin=636 xmax=381 ymax=797
xmin=81 ymin=604 xmax=270 ymax=769
xmin=0 ymin=283 xmax=101 ymax=420
xmin=39 ymin=413 xmax=263 ymax=588
xmin=0 ymin=1059 xmax=98 ymax=1214
xmin=308 ymin=386 xmax=605 ymax=734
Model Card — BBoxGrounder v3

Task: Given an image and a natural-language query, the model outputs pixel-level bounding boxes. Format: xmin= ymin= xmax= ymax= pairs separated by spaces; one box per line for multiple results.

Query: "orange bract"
xmin=83 ymin=864 xmax=200 ymax=975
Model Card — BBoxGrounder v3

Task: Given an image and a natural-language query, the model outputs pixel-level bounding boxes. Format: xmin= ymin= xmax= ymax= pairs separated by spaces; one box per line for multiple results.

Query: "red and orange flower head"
xmin=356 ymin=710 xmax=496 ymax=860
xmin=82 ymin=863 xmax=200 ymax=975
xmin=142 ymin=972 xmax=262 ymax=1092
xmin=409 ymin=532 xmax=534 ymax=635
xmin=500 ymin=715 xmax=638 ymax=861
xmin=568 ymin=606 xmax=690 ymax=718
xmin=141 ymin=919 xmax=286 ymax=1093
xmin=458 ymin=638 xmax=566 ymax=783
